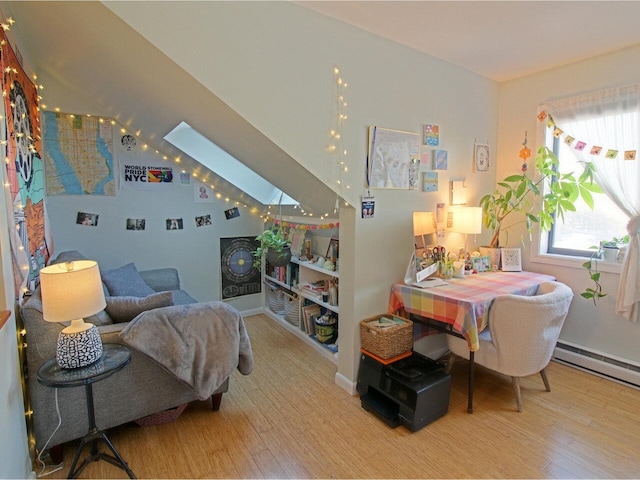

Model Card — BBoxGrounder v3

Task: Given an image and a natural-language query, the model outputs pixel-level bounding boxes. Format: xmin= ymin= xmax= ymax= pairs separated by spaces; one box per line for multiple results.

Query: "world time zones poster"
xmin=220 ymin=237 xmax=262 ymax=299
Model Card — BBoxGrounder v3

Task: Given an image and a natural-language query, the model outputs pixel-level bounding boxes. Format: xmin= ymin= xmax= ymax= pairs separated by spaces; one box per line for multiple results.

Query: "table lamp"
xmin=413 ymin=211 xmax=437 ymax=251
xmin=39 ymin=260 xmax=106 ymax=369
xmin=450 ymin=206 xmax=482 ymax=253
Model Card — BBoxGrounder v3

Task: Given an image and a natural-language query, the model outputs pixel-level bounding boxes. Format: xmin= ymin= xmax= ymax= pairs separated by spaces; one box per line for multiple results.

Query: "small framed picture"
xmin=432 ymin=150 xmax=448 ymax=170
xmin=501 ymin=248 xmax=522 ymax=272
xmin=474 ymin=143 xmax=490 ymax=173
xmin=326 ymin=238 xmax=339 ymax=261
xmin=472 ymin=255 xmax=491 ymax=272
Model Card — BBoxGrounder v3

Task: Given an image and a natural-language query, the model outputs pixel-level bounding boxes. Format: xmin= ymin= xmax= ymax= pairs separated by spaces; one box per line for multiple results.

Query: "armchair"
xmin=446 ymin=281 xmax=574 ymax=412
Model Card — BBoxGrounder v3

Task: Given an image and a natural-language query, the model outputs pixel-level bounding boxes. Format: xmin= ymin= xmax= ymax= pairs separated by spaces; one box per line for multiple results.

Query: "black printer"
xmin=357 ymin=351 xmax=451 ymax=432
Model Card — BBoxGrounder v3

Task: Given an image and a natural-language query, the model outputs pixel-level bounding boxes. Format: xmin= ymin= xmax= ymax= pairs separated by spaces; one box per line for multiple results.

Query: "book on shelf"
xmin=302 ymin=304 xmax=320 ymax=334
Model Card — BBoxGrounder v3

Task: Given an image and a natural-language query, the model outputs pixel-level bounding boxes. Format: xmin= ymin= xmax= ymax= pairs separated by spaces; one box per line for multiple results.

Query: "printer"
xmin=357 ymin=351 xmax=451 ymax=432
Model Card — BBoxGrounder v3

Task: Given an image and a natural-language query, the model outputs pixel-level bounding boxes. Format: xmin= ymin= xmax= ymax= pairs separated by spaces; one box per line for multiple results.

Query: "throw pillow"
xmin=101 ymin=263 xmax=155 ymax=297
xmin=85 ymin=309 xmax=114 ymax=326
xmin=105 ymin=291 xmax=174 ymax=323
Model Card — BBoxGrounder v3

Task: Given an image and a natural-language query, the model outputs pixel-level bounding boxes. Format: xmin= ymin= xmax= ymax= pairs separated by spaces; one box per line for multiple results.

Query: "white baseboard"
xmin=554 ymin=341 xmax=640 ymax=389
xmin=335 ymin=371 xmax=357 ymax=396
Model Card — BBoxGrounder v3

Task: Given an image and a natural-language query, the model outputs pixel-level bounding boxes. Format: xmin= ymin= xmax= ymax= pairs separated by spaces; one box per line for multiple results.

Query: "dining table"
xmin=388 ymin=270 xmax=556 ymax=412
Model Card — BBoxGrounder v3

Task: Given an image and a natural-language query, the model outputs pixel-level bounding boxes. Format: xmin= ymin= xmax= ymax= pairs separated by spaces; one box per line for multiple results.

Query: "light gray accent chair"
xmin=446 ymin=281 xmax=574 ymax=412
xmin=21 ymin=251 xmax=229 ymax=454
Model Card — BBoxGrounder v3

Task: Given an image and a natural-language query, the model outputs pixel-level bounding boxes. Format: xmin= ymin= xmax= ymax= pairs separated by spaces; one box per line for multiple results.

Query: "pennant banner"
xmin=538 ymin=110 xmax=637 ymax=161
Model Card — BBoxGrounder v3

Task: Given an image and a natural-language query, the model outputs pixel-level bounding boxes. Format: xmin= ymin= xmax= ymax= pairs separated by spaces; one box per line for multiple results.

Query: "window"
xmin=546 ymin=136 xmax=628 ymax=257
xmin=542 ymin=86 xmax=639 ymax=259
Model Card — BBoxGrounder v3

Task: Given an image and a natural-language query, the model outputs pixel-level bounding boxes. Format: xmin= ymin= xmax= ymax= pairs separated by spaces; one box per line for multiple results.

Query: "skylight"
xmin=164 ymin=121 xmax=298 ymax=205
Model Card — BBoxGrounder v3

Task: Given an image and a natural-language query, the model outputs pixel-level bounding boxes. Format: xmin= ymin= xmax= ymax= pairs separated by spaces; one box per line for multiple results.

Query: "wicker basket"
xmin=266 ymin=283 xmax=285 ymax=314
xmin=360 ymin=315 xmax=413 ymax=359
xmin=283 ymin=292 xmax=301 ymax=326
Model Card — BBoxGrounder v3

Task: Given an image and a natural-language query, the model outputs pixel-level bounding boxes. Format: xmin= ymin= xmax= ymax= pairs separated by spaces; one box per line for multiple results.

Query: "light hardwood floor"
xmin=41 ymin=313 xmax=640 ymax=479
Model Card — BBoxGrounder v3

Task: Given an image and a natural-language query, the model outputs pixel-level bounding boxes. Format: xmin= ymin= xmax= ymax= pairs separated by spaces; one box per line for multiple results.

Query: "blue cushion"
xmin=101 ymin=263 xmax=155 ymax=297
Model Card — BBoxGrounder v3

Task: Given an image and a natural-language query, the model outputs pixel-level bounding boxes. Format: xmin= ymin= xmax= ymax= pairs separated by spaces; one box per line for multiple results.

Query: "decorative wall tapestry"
xmin=1 ymin=27 xmax=51 ymax=294
xmin=42 ymin=111 xmax=115 ymax=195
xmin=220 ymin=237 xmax=261 ymax=300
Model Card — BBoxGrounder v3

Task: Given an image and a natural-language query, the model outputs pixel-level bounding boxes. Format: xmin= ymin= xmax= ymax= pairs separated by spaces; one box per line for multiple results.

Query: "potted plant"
xmin=479 ymin=146 xmax=601 ymax=256
xmin=252 ymin=227 xmax=292 ymax=268
xmin=582 ymin=235 xmax=629 ymax=305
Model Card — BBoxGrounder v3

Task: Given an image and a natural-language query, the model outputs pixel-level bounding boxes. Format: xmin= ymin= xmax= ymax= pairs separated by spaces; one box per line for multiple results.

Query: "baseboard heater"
xmin=554 ymin=341 xmax=640 ymax=389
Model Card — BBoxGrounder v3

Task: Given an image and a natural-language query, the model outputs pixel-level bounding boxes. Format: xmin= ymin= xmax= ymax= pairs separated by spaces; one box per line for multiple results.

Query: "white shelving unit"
xmin=263 ymin=253 xmax=339 ymax=364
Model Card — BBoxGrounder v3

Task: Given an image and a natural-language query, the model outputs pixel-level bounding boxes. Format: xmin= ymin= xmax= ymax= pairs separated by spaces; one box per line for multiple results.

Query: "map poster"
xmin=42 ymin=111 xmax=115 ymax=195
xmin=220 ymin=237 xmax=261 ymax=300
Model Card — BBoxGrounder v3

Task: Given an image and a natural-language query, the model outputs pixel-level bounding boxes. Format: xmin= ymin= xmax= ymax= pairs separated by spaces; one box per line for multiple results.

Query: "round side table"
xmin=37 ymin=343 xmax=136 ymax=479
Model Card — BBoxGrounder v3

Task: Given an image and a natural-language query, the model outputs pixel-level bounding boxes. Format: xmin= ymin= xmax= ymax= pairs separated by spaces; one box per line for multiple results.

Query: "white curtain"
xmin=545 ymin=83 xmax=640 ymax=322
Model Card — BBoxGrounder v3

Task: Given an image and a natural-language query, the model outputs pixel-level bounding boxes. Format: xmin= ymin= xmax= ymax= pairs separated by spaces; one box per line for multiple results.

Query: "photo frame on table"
xmin=501 ymin=247 xmax=522 ymax=272
xmin=471 ymin=255 xmax=491 ymax=272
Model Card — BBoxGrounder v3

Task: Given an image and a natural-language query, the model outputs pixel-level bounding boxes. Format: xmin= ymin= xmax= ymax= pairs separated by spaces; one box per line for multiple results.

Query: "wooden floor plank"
xmin=45 ymin=313 xmax=640 ymax=479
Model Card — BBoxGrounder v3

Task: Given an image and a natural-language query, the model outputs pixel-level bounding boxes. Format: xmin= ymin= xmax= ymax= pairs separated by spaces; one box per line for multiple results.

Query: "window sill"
xmin=530 ymin=251 xmax=623 ymax=274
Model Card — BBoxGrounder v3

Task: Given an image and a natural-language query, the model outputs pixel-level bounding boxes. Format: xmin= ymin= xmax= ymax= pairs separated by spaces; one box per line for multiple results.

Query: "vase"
xmin=266 ymin=246 xmax=292 ymax=267
xmin=479 ymin=246 xmax=501 ymax=271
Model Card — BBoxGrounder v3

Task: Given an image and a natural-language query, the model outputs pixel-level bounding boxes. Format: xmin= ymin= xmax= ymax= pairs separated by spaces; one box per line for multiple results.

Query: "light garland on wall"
xmin=265 ymin=215 xmax=339 ymax=231
xmin=328 ymin=66 xmax=350 ymax=213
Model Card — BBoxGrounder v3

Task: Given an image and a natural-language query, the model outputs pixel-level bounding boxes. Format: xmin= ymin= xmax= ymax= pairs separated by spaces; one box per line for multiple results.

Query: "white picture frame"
xmin=474 ymin=143 xmax=490 ymax=173
xmin=501 ymin=248 xmax=522 ymax=272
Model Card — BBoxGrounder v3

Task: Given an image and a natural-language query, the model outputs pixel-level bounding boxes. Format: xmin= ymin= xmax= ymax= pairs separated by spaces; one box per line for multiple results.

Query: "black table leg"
xmin=67 ymin=383 xmax=136 ymax=479
xmin=468 ymin=351 xmax=474 ymax=413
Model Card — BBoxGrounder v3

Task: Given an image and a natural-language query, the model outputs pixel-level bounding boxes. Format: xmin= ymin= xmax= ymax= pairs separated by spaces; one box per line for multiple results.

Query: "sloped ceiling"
xmin=1 ymin=1 xmax=340 ymax=217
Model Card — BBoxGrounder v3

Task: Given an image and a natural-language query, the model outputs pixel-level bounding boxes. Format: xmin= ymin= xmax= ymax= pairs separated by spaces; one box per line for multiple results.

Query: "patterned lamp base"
xmin=56 ymin=324 xmax=103 ymax=369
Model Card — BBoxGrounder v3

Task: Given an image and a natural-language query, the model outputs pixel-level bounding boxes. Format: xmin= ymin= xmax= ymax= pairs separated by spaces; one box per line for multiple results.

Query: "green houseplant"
xmin=252 ymin=228 xmax=291 ymax=268
xmin=582 ymin=235 xmax=629 ymax=305
xmin=479 ymin=146 xmax=602 ymax=249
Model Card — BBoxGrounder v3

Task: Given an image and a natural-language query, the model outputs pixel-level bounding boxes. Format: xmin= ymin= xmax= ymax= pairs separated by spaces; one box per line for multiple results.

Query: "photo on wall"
xmin=195 ymin=214 xmax=212 ymax=227
xmin=225 ymin=207 xmax=240 ymax=219
xmin=166 ymin=218 xmax=183 ymax=230
xmin=126 ymin=218 xmax=146 ymax=231
xmin=77 ymin=212 xmax=99 ymax=226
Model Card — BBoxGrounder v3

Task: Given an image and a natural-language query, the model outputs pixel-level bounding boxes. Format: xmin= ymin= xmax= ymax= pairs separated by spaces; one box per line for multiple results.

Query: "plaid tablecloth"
xmin=389 ymin=271 xmax=556 ymax=351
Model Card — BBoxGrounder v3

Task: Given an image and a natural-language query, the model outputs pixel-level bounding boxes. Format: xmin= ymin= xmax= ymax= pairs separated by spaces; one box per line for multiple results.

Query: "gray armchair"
xmin=447 ymin=281 xmax=574 ymax=412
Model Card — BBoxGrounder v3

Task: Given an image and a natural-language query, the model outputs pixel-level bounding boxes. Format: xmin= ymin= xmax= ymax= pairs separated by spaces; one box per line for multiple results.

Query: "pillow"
xmin=84 ymin=309 xmax=113 ymax=326
xmin=101 ymin=263 xmax=155 ymax=297
xmin=104 ymin=291 xmax=174 ymax=323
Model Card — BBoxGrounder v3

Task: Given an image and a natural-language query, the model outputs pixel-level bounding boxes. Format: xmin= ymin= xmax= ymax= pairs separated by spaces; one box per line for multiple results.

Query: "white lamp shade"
xmin=413 ymin=212 xmax=437 ymax=236
xmin=450 ymin=207 xmax=482 ymax=234
xmin=40 ymin=260 xmax=107 ymax=324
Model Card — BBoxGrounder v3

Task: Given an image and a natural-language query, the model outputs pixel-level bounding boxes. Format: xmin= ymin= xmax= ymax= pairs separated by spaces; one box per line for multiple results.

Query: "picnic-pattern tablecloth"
xmin=389 ymin=271 xmax=556 ymax=351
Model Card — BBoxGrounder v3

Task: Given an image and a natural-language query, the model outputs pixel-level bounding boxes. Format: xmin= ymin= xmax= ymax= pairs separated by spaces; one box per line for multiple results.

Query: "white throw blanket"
xmin=120 ymin=301 xmax=253 ymax=400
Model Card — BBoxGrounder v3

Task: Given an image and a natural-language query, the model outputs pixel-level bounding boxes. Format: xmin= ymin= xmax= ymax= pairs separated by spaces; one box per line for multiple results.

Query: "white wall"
xmin=106 ymin=1 xmax=500 ymax=387
xmin=46 ymin=187 xmax=264 ymax=310
xmin=497 ymin=45 xmax=640 ymax=364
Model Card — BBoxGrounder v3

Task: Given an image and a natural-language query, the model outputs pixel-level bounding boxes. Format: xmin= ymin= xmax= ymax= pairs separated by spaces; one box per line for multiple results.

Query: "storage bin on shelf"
xmin=266 ymin=281 xmax=284 ymax=314
xmin=360 ymin=315 xmax=413 ymax=360
xmin=283 ymin=291 xmax=301 ymax=326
